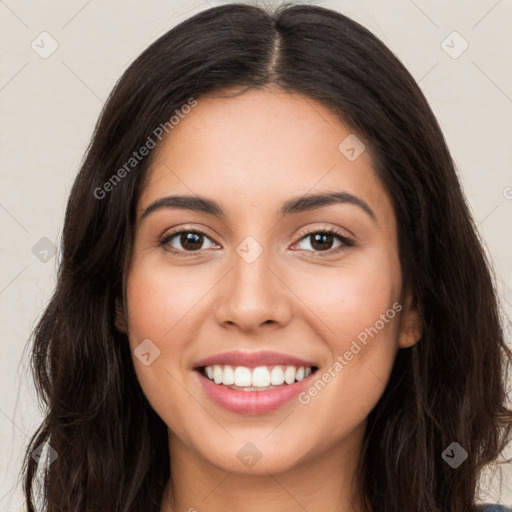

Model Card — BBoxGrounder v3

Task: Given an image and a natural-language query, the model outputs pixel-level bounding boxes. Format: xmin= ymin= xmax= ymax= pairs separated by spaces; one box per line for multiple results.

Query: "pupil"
xmin=311 ymin=233 xmax=333 ymax=251
xmin=182 ymin=232 xmax=202 ymax=250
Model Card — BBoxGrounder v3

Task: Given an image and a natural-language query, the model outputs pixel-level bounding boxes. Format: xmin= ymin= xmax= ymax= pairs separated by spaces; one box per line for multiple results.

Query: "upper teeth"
xmin=204 ymin=365 xmax=313 ymax=387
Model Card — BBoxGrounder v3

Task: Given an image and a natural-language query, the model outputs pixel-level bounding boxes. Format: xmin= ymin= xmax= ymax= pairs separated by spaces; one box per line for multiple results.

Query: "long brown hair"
xmin=22 ymin=2 xmax=512 ymax=511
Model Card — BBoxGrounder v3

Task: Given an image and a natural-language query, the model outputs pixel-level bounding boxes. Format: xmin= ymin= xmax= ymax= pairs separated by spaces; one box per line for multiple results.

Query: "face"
xmin=116 ymin=87 xmax=421 ymax=476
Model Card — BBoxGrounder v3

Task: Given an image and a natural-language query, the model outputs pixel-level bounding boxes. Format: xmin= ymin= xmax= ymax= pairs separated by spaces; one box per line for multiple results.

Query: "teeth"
xmin=213 ymin=365 xmax=223 ymax=384
xmin=234 ymin=366 xmax=252 ymax=387
xmin=223 ymin=365 xmax=235 ymax=385
xmin=252 ymin=366 xmax=271 ymax=387
xmin=270 ymin=366 xmax=285 ymax=385
xmin=202 ymin=364 xmax=314 ymax=387
xmin=284 ymin=365 xmax=296 ymax=384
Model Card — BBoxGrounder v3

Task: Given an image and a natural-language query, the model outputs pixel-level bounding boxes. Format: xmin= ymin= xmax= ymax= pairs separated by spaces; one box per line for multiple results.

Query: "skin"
xmin=115 ymin=87 xmax=422 ymax=512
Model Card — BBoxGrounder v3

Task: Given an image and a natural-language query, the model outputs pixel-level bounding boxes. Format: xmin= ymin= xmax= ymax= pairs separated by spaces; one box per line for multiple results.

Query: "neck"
xmin=160 ymin=424 xmax=368 ymax=512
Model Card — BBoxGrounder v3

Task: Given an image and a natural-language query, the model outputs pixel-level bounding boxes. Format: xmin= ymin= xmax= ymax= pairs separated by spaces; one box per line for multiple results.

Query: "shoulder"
xmin=477 ymin=505 xmax=511 ymax=512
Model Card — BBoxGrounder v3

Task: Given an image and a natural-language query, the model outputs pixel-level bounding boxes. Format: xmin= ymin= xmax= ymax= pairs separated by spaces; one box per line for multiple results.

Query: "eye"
xmin=292 ymin=227 xmax=354 ymax=255
xmin=160 ymin=229 xmax=219 ymax=255
xmin=160 ymin=226 xmax=354 ymax=257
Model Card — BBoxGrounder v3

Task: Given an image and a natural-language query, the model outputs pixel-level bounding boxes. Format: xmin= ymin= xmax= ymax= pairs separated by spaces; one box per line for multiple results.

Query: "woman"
xmin=22 ymin=2 xmax=511 ymax=511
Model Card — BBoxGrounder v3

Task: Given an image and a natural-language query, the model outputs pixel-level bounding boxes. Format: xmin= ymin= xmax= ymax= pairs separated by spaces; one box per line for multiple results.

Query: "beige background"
xmin=1 ymin=0 xmax=511 ymax=509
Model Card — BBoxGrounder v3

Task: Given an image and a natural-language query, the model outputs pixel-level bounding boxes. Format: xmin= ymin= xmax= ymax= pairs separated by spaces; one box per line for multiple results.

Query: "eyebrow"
xmin=140 ymin=191 xmax=376 ymax=222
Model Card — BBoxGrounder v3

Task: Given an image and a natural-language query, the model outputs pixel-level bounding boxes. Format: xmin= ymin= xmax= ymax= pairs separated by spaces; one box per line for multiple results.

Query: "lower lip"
xmin=196 ymin=370 xmax=315 ymax=414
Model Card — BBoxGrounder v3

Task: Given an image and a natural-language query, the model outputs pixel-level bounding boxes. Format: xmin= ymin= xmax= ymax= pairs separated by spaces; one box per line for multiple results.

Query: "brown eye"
xmin=294 ymin=228 xmax=354 ymax=255
xmin=309 ymin=232 xmax=336 ymax=251
xmin=160 ymin=230 xmax=218 ymax=254
xmin=179 ymin=232 xmax=203 ymax=251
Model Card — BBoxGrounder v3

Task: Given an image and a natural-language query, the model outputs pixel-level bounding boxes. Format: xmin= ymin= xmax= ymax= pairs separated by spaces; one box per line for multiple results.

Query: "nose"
xmin=214 ymin=245 xmax=293 ymax=333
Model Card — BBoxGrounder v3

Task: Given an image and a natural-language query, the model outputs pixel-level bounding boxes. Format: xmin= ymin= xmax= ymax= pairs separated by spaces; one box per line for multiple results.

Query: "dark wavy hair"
xmin=22 ymin=2 xmax=512 ymax=511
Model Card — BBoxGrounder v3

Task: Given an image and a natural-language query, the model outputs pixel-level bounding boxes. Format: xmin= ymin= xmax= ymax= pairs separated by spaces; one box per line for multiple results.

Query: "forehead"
xmin=137 ymin=88 xmax=394 ymax=228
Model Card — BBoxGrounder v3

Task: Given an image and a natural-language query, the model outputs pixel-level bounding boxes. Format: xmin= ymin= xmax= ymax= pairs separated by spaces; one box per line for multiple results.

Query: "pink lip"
xmin=193 ymin=350 xmax=317 ymax=369
xmin=195 ymin=369 xmax=316 ymax=414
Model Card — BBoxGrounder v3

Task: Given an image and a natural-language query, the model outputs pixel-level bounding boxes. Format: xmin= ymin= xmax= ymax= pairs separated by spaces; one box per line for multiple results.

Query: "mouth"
xmin=199 ymin=364 xmax=317 ymax=390
xmin=194 ymin=362 xmax=319 ymax=414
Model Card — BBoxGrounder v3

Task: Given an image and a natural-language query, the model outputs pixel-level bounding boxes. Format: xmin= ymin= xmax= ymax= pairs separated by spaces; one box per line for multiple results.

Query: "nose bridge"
xmin=215 ymin=232 xmax=289 ymax=329
xmin=232 ymin=233 xmax=275 ymax=303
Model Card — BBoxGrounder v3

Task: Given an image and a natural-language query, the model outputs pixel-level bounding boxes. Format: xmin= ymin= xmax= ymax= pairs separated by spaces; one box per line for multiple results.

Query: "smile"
xmin=194 ymin=352 xmax=319 ymax=414
xmin=202 ymin=364 xmax=313 ymax=390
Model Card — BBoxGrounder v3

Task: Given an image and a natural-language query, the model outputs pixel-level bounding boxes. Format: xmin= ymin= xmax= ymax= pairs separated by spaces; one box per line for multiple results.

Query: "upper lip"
xmin=193 ymin=350 xmax=318 ymax=369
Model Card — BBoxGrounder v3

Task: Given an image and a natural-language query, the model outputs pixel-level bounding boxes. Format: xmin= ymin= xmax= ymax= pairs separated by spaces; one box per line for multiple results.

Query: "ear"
xmin=398 ymin=286 xmax=422 ymax=349
xmin=114 ymin=297 xmax=128 ymax=334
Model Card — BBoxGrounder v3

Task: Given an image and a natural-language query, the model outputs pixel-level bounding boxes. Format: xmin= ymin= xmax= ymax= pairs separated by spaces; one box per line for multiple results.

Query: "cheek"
xmin=124 ymin=261 xmax=210 ymax=443
xmin=292 ymin=245 xmax=402 ymax=350
xmin=125 ymin=257 xmax=215 ymax=342
xmin=123 ymin=259 xmax=198 ymax=392
xmin=293 ymin=248 xmax=402 ymax=426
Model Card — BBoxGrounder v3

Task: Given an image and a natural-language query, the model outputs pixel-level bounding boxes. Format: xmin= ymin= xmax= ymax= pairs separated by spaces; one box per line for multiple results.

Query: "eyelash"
xmin=159 ymin=226 xmax=355 ymax=257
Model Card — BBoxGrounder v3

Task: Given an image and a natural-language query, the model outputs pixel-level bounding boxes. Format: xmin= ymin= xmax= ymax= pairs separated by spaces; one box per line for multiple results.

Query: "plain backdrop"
xmin=1 ymin=0 xmax=511 ymax=509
